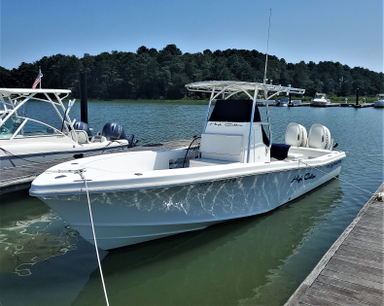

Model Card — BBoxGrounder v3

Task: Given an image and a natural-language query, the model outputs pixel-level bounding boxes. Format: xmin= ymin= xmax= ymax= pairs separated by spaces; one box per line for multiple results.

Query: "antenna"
xmin=263 ymin=8 xmax=272 ymax=84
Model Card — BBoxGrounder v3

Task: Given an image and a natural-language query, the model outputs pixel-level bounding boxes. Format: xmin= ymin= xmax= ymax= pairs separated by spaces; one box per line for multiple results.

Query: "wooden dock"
xmin=0 ymin=138 xmax=194 ymax=194
xmin=285 ymin=182 xmax=384 ymax=306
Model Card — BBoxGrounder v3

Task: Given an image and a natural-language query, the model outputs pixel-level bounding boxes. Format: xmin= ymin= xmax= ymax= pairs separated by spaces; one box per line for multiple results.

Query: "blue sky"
xmin=1 ymin=0 xmax=383 ymax=73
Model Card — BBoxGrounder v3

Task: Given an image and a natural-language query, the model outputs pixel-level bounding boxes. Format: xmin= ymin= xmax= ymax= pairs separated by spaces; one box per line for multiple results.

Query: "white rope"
xmin=79 ymin=170 xmax=110 ymax=306
xmin=298 ymin=159 xmax=375 ymax=196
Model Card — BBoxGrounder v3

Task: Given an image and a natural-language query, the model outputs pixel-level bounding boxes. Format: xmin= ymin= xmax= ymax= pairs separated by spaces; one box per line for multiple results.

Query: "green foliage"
xmin=1 ymin=45 xmax=383 ymax=99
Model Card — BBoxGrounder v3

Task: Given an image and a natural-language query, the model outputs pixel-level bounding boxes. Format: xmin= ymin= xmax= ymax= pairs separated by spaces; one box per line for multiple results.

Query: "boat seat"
xmin=75 ymin=130 xmax=90 ymax=144
xmin=270 ymin=143 xmax=290 ymax=160
xmin=199 ymin=133 xmax=244 ymax=162
xmin=189 ymin=158 xmax=239 ymax=167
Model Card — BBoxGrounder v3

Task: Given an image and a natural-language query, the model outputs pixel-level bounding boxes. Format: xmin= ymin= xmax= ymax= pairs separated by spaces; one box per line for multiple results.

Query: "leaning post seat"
xmin=197 ymin=99 xmax=270 ymax=164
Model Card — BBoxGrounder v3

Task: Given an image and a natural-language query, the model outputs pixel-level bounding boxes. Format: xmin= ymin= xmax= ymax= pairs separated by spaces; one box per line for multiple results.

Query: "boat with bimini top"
xmin=29 ymin=80 xmax=346 ymax=250
xmin=0 ymin=88 xmax=135 ymax=169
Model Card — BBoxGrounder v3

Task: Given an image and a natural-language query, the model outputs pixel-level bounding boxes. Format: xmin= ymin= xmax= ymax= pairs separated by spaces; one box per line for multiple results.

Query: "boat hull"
xmin=311 ymin=101 xmax=331 ymax=107
xmin=38 ymin=160 xmax=343 ymax=250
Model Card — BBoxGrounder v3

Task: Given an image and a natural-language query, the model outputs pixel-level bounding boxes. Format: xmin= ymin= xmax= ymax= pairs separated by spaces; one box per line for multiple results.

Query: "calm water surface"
xmin=0 ymin=101 xmax=383 ymax=306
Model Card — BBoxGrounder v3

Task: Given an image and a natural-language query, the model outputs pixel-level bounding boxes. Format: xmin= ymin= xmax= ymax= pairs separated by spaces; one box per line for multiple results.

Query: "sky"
xmin=1 ymin=0 xmax=383 ymax=73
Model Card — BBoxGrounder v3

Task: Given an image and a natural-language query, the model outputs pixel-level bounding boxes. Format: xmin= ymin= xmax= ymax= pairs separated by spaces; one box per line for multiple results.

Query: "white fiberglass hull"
xmin=311 ymin=100 xmax=331 ymax=106
xmin=30 ymin=149 xmax=345 ymax=250
xmin=374 ymin=101 xmax=384 ymax=108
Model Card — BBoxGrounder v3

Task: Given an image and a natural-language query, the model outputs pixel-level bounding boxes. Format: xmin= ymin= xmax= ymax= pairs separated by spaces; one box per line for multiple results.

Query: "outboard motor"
xmin=285 ymin=122 xmax=308 ymax=147
xmin=308 ymin=124 xmax=334 ymax=150
xmin=73 ymin=121 xmax=92 ymax=137
xmin=102 ymin=122 xmax=126 ymax=141
xmin=102 ymin=122 xmax=136 ymax=147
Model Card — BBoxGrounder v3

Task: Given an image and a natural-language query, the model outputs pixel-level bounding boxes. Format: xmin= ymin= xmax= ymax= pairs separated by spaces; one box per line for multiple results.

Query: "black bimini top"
xmin=209 ymin=99 xmax=261 ymax=122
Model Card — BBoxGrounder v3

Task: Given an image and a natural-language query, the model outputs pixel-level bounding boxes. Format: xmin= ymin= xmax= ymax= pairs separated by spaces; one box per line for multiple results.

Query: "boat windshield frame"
xmin=186 ymin=80 xmax=305 ymax=162
xmin=0 ymin=88 xmax=75 ymax=140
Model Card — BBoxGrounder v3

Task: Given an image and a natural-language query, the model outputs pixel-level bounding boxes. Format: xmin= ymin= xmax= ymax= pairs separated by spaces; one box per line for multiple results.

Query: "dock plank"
xmin=335 ymin=244 xmax=383 ymax=269
xmin=326 ymin=257 xmax=383 ymax=283
xmin=315 ymin=274 xmax=384 ymax=306
xmin=285 ymin=182 xmax=384 ymax=306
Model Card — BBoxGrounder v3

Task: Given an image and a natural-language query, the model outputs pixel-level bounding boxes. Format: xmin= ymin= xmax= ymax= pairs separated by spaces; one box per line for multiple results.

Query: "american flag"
xmin=32 ymin=70 xmax=43 ymax=89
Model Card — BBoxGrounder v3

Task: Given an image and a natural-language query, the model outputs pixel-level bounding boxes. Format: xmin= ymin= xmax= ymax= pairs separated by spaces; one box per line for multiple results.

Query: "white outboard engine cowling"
xmin=285 ymin=122 xmax=308 ymax=147
xmin=308 ymin=124 xmax=333 ymax=150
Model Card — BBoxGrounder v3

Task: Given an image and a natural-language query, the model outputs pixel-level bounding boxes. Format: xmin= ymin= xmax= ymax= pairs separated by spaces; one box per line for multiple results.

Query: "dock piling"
xmin=80 ymin=71 xmax=88 ymax=124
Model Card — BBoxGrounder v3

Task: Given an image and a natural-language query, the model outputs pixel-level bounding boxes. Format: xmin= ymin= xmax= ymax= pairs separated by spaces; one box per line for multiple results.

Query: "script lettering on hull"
xmin=291 ymin=173 xmax=316 ymax=184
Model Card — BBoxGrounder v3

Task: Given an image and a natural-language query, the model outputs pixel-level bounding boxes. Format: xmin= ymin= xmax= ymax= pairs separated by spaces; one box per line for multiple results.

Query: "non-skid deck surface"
xmin=285 ymin=182 xmax=384 ymax=306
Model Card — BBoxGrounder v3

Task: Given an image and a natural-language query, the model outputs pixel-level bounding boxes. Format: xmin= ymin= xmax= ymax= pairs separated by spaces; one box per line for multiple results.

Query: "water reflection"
xmin=0 ymin=192 xmax=79 ymax=276
xmin=0 ymin=191 xmax=106 ymax=306
xmin=73 ymin=179 xmax=343 ymax=306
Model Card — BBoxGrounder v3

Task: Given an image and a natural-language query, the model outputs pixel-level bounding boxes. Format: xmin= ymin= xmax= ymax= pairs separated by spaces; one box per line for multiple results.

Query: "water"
xmin=0 ymin=102 xmax=383 ymax=306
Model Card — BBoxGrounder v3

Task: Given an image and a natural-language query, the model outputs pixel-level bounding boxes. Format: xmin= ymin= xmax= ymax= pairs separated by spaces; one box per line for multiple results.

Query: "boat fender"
xmin=102 ymin=122 xmax=127 ymax=141
xmin=308 ymin=124 xmax=334 ymax=150
xmin=74 ymin=121 xmax=92 ymax=137
xmin=285 ymin=123 xmax=308 ymax=147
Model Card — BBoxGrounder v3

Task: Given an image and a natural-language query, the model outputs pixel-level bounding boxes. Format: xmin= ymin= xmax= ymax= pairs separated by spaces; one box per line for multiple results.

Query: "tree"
xmin=1 ymin=45 xmax=382 ymax=99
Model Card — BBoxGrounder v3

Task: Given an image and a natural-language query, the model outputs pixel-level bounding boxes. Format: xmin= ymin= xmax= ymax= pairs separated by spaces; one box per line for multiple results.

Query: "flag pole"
xmin=39 ymin=67 xmax=42 ymax=89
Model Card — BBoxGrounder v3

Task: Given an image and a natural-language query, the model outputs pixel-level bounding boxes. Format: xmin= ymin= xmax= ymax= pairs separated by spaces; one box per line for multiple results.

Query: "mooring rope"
xmin=298 ymin=159 xmax=375 ymax=196
xmin=78 ymin=169 xmax=110 ymax=306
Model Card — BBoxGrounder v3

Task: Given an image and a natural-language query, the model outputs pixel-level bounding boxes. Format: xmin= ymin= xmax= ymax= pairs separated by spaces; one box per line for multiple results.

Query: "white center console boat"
xmin=30 ymin=81 xmax=346 ymax=250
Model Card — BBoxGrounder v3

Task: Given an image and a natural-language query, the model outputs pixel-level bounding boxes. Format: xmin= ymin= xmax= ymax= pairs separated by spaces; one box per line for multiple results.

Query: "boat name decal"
xmin=291 ymin=173 xmax=316 ymax=183
xmin=326 ymin=160 xmax=342 ymax=169
xmin=200 ymin=178 xmax=237 ymax=187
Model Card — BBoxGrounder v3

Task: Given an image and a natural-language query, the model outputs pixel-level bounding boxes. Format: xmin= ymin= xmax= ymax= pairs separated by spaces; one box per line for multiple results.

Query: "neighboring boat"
xmin=274 ymin=98 xmax=302 ymax=107
xmin=275 ymin=98 xmax=289 ymax=107
xmin=311 ymin=93 xmax=331 ymax=106
xmin=0 ymin=88 xmax=135 ymax=169
xmin=30 ymin=81 xmax=346 ymax=250
xmin=374 ymin=94 xmax=384 ymax=108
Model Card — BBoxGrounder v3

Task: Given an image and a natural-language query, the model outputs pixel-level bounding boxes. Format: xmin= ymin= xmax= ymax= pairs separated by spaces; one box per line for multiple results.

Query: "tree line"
xmin=1 ymin=44 xmax=383 ymax=100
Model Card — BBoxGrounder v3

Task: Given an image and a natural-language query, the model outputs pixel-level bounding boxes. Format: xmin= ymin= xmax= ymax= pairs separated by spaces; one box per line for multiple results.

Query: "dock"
xmin=288 ymin=103 xmax=311 ymax=107
xmin=353 ymin=103 xmax=374 ymax=108
xmin=285 ymin=183 xmax=384 ymax=306
xmin=0 ymin=138 xmax=194 ymax=194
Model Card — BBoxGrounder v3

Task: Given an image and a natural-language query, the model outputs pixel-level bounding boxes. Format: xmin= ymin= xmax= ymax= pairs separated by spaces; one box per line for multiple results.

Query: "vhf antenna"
xmin=263 ymin=8 xmax=272 ymax=84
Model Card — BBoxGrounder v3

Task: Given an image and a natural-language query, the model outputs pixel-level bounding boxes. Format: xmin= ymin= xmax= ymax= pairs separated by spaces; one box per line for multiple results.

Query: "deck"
xmin=285 ymin=182 xmax=384 ymax=306
xmin=0 ymin=138 xmax=194 ymax=194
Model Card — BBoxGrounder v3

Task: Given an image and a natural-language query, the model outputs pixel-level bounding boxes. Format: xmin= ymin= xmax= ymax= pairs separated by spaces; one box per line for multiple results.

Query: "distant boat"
xmin=374 ymin=94 xmax=384 ymax=108
xmin=275 ymin=98 xmax=289 ymax=107
xmin=275 ymin=98 xmax=302 ymax=107
xmin=311 ymin=93 xmax=331 ymax=107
